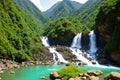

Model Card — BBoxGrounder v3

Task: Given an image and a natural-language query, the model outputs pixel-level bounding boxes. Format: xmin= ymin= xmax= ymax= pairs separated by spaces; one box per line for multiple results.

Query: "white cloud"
xmin=30 ymin=0 xmax=43 ymax=11
xmin=72 ymin=0 xmax=88 ymax=4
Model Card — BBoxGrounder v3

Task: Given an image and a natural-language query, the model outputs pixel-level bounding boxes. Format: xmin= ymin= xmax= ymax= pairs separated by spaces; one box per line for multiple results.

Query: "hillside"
xmin=44 ymin=18 xmax=79 ymax=46
xmin=95 ymin=0 xmax=120 ymax=64
xmin=45 ymin=0 xmax=82 ymax=20
xmin=0 ymin=0 xmax=52 ymax=62
xmin=14 ymin=0 xmax=49 ymax=24
xmin=69 ymin=0 xmax=104 ymax=31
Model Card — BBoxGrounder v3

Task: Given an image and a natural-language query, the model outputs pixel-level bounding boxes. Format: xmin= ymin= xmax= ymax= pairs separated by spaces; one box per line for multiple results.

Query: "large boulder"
xmin=50 ymin=72 xmax=61 ymax=80
xmin=110 ymin=72 xmax=120 ymax=80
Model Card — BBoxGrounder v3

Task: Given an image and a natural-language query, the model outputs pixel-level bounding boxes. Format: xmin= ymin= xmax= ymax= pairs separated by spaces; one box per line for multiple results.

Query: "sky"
xmin=30 ymin=0 xmax=88 ymax=12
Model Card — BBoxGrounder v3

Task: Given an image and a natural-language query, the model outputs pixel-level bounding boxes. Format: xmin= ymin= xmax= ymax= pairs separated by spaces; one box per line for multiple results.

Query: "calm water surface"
xmin=0 ymin=64 xmax=120 ymax=80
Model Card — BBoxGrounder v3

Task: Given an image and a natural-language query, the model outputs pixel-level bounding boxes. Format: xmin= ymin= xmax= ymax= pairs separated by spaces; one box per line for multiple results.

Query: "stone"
xmin=89 ymin=76 xmax=99 ymax=80
xmin=69 ymin=77 xmax=81 ymax=80
xmin=87 ymin=70 xmax=103 ymax=76
xmin=0 ymin=70 xmax=4 ymax=74
xmin=82 ymin=76 xmax=86 ymax=80
xmin=0 ymin=67 xmax=2 ymax=71
xmin=92 ymin=61 xmax=96 ymax=64
xmin=50 ymin=72 xmax=61 ymax=80
xmin=110 ymin=72 xmax=120 ymax=80
xmin=79 ymin=73 xmax=84 ymax=77
xmin=9 ymin=71 xmax=15 ymax=74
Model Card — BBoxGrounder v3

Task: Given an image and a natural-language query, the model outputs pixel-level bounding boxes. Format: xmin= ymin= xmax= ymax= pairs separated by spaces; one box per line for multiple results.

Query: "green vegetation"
xmin=57 ymin=64 xmax=84 ymax=80
xmin=45 ymin=18 xmax=78 ymax=39
xmin=69 ymin=0 xmax=104 ymax=31
xmin=0 ymin=0 xmax=43 ymax=62
xmin=95 ymin=0 xmax=120 ymax=53
xmin=14 ymin=0 xmax=49 ymax=24
xmin=45 ymin=0 xmax=82 ymax=20
xmin=44 ymin=18 xmax=79 ymax=45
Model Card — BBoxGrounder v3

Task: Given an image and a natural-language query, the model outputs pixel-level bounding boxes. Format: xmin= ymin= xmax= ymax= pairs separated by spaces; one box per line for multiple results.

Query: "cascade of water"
xmin=70 ymin=47 xmax=92 ymax=65
xmin=71 ymin=33 xmax=82 ymax=49
xmin=40 ymin=36 xmax=50 ymax=47
xmin=40 ymin=36 xmax=68 ymax=64
xmin=52 ymin=53 xmax=57 ymax=64
xmin=70 ymin=31 xmax=99 ymax=65
xmin=89 ymin=30 xmax=98 ymax=53
xmin=49 ymin=47 xmax=68 ymax=63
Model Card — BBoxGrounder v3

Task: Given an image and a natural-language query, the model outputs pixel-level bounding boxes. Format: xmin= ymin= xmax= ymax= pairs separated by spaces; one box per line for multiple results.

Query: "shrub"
xmin=57 ymin=64 xmax=84 ymax=80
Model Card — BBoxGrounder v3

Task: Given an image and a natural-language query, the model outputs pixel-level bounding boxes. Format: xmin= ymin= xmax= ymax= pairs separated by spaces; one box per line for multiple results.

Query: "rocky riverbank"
xmin=0 ymin=59 xmax=53 ymax=71
xmin=50 ymin=71 xmax=120 ymax=80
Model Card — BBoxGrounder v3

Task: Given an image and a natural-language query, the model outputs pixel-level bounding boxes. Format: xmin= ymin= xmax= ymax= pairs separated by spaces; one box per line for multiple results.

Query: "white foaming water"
xmin=71 ymin=33 xmax=82 ymax=49
xmin=70 ymin=32 xmax=99 ymax=65
xmin=49 ymin=47 xmax=68 ymax=64
xmin=40 ymin=36 xmax=68 ymax=64
xmin=89 ymin=30 xmax=98 ymax=53
xmin=40 ymin=36 xmax=50 ymax=47
xmin=70 ymin=48 xmax=91 ymax=65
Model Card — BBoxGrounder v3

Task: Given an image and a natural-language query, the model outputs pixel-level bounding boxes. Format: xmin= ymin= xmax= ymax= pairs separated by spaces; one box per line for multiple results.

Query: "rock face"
xmin=96 ymin=48 xmax=108 ymax=64
xmin=110 ymin=51 xmax=120 ymax=64
xmin=32 ymin=47 xmax=53 ymax=62
xmin=56 ymin=46 xmax=77 ymax=62
xmin=95 ymin=0 xmax=120 ymax=64
xmin=81 ymin=30 xmax=90 ymax=50
xmin=50 ymin=72 xmax=61 ymax=80
xmin=49 ymin=31 xmax=75 ymax=46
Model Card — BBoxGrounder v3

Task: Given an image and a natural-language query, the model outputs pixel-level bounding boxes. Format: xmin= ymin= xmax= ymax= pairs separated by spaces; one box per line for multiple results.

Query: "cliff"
xmin=95 ymin=0 xmax=120 ymax=64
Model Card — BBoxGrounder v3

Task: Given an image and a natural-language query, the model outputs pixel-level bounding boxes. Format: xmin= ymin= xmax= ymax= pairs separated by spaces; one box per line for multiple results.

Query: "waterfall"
xmin=70 ymin=31 xmax=99 ymax=65
xmin=88 ymin=30 xmax=98 ymax=60
xmin=40 ymin=37 xmax=50 ymax=47
xmin=40 ymin=31 xmax=99 ymax=65
xmin=40 ymin=36 xmax=68 ymax=64
xmin=71 ymin=33 xmax=82 ymax=49
xmin=49 ymin=47 xmax=68 ymax=63
xmin=89 ymin=30 xmax=98 ymax=53
xmin=70 ymin=48 xmax=92 ymax=65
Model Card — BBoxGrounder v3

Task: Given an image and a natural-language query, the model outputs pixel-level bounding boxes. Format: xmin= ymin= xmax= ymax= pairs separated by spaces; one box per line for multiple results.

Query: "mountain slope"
xmin=14 ymin=0 xmax=49 ymax=24
xmin=69 ymin=0 xmax=104 ymax=31
xmin=0 ymin=0 xmax=44 ymax=62
xmin=95 ymin=0 xmax=120 ymax=64
xmin=45 ymin=0 xmax=82 ymax=20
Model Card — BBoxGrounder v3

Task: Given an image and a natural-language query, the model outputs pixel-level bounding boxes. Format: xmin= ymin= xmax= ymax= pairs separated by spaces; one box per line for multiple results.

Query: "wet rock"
xmin=50 ymin=72 xmax=61 ymax=80
xmin=96 ymin=48 xmax=108 ymax=64
xmin=89 ymin=76 xmax=99 ymax=80
xmin=110 ymin=72 xmax=120 ymax=80
xmin=9 ymin=71 xmax=15 ymax=74
xmin=40 ymin=77 xmax=48 ymax=80
xmin=0 ymin=70 xmax=4 ymax=74
xmin=92 ymin=61 xmax=97 ymax=64
xmin=87 ymin=70 xmax=103 ymax=76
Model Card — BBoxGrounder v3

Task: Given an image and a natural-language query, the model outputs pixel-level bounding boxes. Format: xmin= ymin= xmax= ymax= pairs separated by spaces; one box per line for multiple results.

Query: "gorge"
xmin=0 ymin=0 xmax=120 ymax=80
